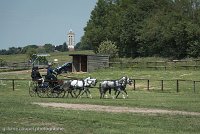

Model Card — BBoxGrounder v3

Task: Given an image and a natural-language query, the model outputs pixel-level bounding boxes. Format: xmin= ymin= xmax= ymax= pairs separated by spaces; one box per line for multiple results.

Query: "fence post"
xmin=193 ymin=81 xmax=196 ymax=93
xmin=176 ymin=80 xmax=179 ymax=92
xmin=133 ymin=79 xmax=136 ymax=90
xmin=12 ymin=79 xmax=15 ymax=91
xmin=147 ymin=80 xmax=150 ymax=91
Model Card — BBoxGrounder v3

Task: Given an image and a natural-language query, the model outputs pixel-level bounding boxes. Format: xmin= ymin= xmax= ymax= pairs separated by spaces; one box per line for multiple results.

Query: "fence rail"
xmin=109 ymin=60 xmax=200 ymax=70
xmin=0 ymin=78 xmax=200 ymax=93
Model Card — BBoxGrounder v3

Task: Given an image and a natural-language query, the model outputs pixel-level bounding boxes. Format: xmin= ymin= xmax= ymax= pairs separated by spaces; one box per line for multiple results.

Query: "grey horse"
xmin=99 ymin=76 xmax=132 ymax=99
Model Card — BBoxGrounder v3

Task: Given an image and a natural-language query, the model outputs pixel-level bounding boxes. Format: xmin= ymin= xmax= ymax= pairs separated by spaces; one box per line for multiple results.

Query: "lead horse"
xmin=99 ymin=76 xmax=132 ymax=99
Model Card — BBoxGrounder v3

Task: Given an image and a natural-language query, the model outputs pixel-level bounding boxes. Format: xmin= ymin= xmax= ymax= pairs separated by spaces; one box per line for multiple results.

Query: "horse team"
xmin=61 ymin=76 xmax=132 ymax=99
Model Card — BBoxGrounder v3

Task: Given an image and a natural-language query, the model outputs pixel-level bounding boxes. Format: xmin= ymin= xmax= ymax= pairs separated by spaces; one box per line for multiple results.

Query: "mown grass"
xmin=1 ymin=86 xmax=200 ymax=134
xmin=0 ymin=68 xmax=200 ymax=134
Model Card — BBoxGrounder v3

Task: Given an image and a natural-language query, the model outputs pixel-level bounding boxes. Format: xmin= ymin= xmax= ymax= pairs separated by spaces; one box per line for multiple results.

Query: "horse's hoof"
xmin=105 ymin=95 xmax=108 ymax=98
xmin=122 ymin=95 xmax=126 ymax=99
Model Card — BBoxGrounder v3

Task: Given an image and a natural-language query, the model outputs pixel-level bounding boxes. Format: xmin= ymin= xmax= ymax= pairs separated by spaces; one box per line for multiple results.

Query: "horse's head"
xmin=91 ymin=78 xmax=97 ymax=86
xmin=126 ymin=77 xmax=132 ymax=85
xmin=85 ymin=77 xmax=97 ymax=86
xmin=119 ymin=76 xmax=132 ymax=85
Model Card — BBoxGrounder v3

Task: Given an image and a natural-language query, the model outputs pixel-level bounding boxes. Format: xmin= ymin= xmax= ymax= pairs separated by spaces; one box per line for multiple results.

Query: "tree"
xmin=75 ymin=42 xmax=81 ymax=50
xmin=26 ymin=47 xmax=37 ymax=61
xmin=81 ymin=0 xmax=112 ymax=52
xmin=81 ymin=0 xmax=200 ymax=59
xmin=62 ymin=42 xmax=68 ymax=52
xmin=0 ymin=58 xmax=7 ymax=66
xmin=21 ymin=45 xmax=38 ymax=54
xmin=44 ymin=44 xmax=54 ymax=53
xmin=97 ymin=40 xmax=118 ymax=58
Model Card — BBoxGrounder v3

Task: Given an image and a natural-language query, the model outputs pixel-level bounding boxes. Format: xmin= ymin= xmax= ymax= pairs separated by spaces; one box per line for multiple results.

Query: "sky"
xmin=0 ymin=0 xmax=97 ymax=49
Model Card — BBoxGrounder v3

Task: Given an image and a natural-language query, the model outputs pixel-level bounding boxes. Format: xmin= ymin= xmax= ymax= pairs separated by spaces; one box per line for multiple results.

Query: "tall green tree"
xmin=81 ymin=0 xmax=112 ymax=52
xmin=62 ymin=42 xmax=68 ymax=52
xmin=81 ymin=0 xmax=200 ymax=59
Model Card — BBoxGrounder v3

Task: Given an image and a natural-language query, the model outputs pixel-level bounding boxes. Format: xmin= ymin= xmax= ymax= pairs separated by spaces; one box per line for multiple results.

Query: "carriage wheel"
xmin=47 ymin=88 xmax=59 ymax=98
xmin=57 ymin=88 xmax=66 ymax=98
xmin=37 ymin=87 xmax=48 ymax=98
xmin=29 ymin=81 xmax=37 ymax=97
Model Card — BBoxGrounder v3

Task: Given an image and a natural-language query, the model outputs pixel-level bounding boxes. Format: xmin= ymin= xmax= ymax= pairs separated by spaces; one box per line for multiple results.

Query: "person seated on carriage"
xmin=46 ymin=63 xmax=58 ymax=86
xmin=31 ymin=66 xmax=44 ymax=85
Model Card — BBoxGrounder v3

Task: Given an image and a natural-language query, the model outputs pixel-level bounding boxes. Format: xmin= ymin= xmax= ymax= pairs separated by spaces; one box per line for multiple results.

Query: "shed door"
xmin=72 ymin=55 xmax=87 ymax=72
xmin=73 ymin=56 xmax=80 ymax=72
xmin=80 ymin=56 xmax=87 ymax=72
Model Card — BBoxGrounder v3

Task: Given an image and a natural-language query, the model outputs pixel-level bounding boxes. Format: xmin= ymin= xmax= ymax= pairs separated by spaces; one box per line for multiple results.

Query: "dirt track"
xmin=33 ymin=102 xmax=200 ymax=116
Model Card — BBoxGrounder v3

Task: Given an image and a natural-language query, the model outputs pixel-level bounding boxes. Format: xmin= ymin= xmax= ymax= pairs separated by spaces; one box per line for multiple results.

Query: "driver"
xmin=46 ymin=62 xmax=57 ymax=82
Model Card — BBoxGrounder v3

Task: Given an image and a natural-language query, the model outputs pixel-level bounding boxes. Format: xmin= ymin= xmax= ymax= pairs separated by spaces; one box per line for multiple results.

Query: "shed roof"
xmin=69 ymin=54 xmax=94 ymax=56
xmin=69 ymin=54 xmax=109 ymax=57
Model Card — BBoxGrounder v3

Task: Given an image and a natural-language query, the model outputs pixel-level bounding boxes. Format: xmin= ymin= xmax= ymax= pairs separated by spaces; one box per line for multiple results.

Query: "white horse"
xmin=62 ymin=77 xmax=97 ymax=98
xmin=99 ymin=76 xmax=132 ymax=99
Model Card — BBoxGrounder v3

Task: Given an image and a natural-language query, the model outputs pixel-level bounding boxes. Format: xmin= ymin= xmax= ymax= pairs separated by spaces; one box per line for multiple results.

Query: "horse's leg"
xmin=101 ymin=89 xmax=107 ymax=99
xmin=67 ymin=88 xmax=74 ymax=98
xmin=114 ymin=90 xmax=117 ymax=95
xmin=72 ymin=88 xmax=78 ymax=97
xmin=115 ymin=90 xmax=120 ymax=98
xmin=120 ymin=90 xmax=126 ymax=99
xmin=107 ymin=88 xmax=113 ymax=99
xmin=104 ymin=88 xmax=109 ymax=98
xmin=76 ymin=88 xmax=83 ymax=98
xmin=116 ymin=88 xmax=125 ymax=99
xmin=84 ymin=88 xmax=91 ymax=98
xmin=86 ymin=88 xmax=92 ymax=98
xmin=79 ymin=87 xmax=88 ymax=98
xmin=70 ymin=90 xmax=75 ymax=98
xmin=99 ymin=87 xmax=103 ymax=99
xmin=121 ymin=87 xmax=128 ymax=98
xmin=66 ymin=91 xmax=69 ymax=98
xmin=100 ymin=86 xmax=106 ymax=99
xmin=124 ymin=89 xmax=128 ymax=98
xmin=111 ymin=88 xmax=116 ymax=99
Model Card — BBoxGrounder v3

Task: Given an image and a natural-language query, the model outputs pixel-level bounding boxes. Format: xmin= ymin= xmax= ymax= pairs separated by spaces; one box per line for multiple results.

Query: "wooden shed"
xmin=69 ymin=54 xmax=109 ymax=72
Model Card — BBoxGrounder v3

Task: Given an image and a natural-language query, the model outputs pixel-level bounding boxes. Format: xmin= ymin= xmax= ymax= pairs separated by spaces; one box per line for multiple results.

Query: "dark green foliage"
xmin=0 ymin=58 xmax=7 ymax=66
xmin=81 ymin=0 xmax=200 ymax=59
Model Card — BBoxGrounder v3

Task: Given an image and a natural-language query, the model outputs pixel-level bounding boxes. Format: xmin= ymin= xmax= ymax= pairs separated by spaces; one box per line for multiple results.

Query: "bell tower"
xmin=67 ymin=29 xmax=75 ymax=51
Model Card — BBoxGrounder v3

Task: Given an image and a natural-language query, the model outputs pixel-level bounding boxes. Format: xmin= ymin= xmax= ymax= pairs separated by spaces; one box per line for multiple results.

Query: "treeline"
xmin=80 ymin=0 xmax=200 ymax=59
xmin=0 ymin=43 xmax=69 ymax=55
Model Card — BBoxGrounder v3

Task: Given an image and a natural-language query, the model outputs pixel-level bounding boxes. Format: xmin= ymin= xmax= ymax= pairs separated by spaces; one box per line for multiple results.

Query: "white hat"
xmin=48 ymin=62 xmax=52 ymax=66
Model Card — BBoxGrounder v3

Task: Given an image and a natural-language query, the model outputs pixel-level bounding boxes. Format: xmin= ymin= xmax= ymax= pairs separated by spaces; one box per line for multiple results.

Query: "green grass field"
xmin=0 ymin=68 xmax=200 ymax=134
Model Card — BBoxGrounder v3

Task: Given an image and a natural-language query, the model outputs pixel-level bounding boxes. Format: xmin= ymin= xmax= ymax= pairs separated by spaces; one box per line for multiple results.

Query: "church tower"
xmin=67 ymin=29 xmax=75 ymax=51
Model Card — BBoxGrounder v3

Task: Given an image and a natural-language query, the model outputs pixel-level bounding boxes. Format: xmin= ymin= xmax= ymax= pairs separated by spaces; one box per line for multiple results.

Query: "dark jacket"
xmin=31 ymin=70 xmax=42 ymax=80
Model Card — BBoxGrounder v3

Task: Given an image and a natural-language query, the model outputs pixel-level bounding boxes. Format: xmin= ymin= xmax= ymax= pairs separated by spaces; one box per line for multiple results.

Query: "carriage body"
xmin=29 ymin=67 xmax=66 ymax=98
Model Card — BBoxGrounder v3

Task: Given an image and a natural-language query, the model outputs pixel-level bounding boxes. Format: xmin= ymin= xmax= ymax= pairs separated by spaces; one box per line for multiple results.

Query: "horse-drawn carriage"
xmin=29 ymin=66 xmax=132 ymax=99
xmin=28 ymin=66 xmax=66 ymax=98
